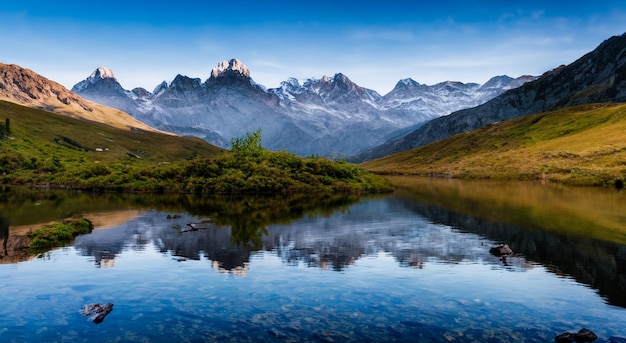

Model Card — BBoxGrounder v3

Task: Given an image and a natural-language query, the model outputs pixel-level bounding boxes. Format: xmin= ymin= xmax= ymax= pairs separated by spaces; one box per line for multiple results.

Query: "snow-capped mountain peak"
xmin=71 ymin=66 xmax=123 ymax=93
xmin=399 ymin=78 xmax=419 ymax=86
xmin=210 ymin=58 xmax=250 ymax=78
xmin=90 ymin=66 xmax=116 ymax=80
xmin=72 ymin=59 xmax=535 ymax=158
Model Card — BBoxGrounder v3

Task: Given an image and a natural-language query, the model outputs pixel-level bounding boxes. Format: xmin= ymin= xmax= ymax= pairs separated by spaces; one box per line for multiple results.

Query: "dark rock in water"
xmin=575 ymin=328 xmax=598 ymax=342
xmin=166 ymin=214 xmax=181 ymax=219
xmin=615 ymin=179 xmax=624 ymax=190
xmin=555 ymin=332 xmax=576 ymax=343
xmin=81 ymin=303 xmax=114 ymax=324
xmin=489 ymin=244 xmax=513 ymax=257
xmin=554 ymin=328 xmax=597 ymax=343
xmin=609 ymin=337 xmax=626 ymax=343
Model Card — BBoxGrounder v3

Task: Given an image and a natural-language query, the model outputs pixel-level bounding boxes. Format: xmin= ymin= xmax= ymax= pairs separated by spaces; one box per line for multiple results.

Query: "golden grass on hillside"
xmin=0 ymin=62 xmax=162 ymax=133
xmin=363 ymin=103 xmax=626 ymax=187
xmin=0 ymin=100 xmax=224 ymax=165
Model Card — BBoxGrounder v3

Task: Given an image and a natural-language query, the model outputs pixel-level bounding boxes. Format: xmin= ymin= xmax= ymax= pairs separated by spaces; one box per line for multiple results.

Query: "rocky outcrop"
xmin=0 ymin=63 xmax=163 ymax=133
xmin=211 ymin=58 xmax=250 ymax=78
xmin=1 ymin=63 xmax=93 ymax=112
xmin=554 ymin=328 xmax=597 ymax=343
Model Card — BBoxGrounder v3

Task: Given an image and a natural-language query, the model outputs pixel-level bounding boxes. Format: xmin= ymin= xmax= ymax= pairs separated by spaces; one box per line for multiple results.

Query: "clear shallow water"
xmin=1 ymin=181 xmax=626 ymax=342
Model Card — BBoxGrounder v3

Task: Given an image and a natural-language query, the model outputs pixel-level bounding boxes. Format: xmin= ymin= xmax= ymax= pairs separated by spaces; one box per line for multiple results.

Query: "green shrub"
xmin=230 ymin=129 xmax=264 ymax=159
xmin=28 ymin=217 xmax=94 ymax=253
xmin=5 ymin=129 xmax=392 ymax=195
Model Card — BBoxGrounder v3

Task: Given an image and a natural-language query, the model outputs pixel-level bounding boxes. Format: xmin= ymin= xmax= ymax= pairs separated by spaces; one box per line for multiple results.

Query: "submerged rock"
xmin=267 ymin=328 xmax=286 ymax=338
xmin=489 ymin=244 xmax=513 ymax=257
xmin=81 ymin=303 xmax=114 ymax=324
xmin=554 ymin=328 xmax=597 ymax=342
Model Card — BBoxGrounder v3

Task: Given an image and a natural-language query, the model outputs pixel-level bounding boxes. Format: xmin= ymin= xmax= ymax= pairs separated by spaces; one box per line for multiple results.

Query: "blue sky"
xmin=2 ymin=1 xmax=626 ymax=95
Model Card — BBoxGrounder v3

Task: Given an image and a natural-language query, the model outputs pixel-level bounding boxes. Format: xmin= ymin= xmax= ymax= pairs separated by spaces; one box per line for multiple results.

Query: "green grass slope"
xmin=0 ymin=101 xmax=391 ymax=194
xmin=362 ymin=103 xmax=626 ymax=187
xmin=0 ymin=100 xmax=224 ymax=163
xmin=0 ymin=100 xmax=225 ymax=184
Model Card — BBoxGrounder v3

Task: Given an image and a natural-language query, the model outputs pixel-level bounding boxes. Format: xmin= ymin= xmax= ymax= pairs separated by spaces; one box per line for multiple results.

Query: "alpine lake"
xmin=1 ymin=176 xmax=625 ymax=342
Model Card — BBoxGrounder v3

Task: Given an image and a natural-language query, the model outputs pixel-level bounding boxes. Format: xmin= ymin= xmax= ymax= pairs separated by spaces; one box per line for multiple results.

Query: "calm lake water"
xmin=1 ymin=177 xmax=625 ymax=342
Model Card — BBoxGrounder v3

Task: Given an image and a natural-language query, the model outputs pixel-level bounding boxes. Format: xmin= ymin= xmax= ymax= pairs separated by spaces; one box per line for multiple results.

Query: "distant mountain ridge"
xmin=0 ymin=63 xmax=162 ymax=133
xmin=355 ymin=32 xmax=626 ymax=162
xmin=72 ymin=59 xmax=533 ymax=157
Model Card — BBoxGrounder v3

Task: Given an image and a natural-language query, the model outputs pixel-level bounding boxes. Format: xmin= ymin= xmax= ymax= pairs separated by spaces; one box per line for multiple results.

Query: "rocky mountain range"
xmin=72 ymin=60 xmax=534 ymax=157
xmin=0 ymin=63 xmax=162 ymax=133
xmin=355 ymin=32 xmax=626 ymax=162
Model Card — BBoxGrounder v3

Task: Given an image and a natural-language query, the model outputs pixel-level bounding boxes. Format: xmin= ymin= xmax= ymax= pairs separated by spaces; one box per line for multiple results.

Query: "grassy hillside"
xmin=0 ymin=100 xmax=225 ymax=187
xmin=0 ymin=100 xmax=224 ymax=164
xmin=0 ymin=63 xmax=163 ymax=133
xmin=0 ymin=101 xmax=391 ymax=194
xmin=362 ymin=103 xmax=626 ymax=187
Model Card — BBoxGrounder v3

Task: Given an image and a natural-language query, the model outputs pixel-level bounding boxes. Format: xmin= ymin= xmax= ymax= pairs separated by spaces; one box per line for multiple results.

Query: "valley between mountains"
xmin=70 ymin=60 xmax=533 ymax=157
xmin=1 ymin=33 xmax=626 ymax=189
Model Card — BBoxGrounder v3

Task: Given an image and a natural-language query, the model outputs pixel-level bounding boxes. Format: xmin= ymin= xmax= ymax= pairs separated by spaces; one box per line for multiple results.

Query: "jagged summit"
xmin=71 ymin=66 xmax=124 ymax=94
xmin=71 ymin=57 xmax=536 ymax=157
xmin=391 ymin=78 xmax=424 ymax=91
xmin=90 ymin=66 xmax=116 ymax=80
xmin=170 ymin=74 xmax=202 ymax=90
xmin=210 ymin=58 xmax=250 ymax=79
xmin=153 ymin=81 xmax=169 ymax=95
xmin=398 ymin=78 xmax=419 ymax=86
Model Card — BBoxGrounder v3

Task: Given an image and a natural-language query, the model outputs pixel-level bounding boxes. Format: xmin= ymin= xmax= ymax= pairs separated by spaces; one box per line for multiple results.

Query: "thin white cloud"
xmin=2 ymin=5 xmax=626 ymax=95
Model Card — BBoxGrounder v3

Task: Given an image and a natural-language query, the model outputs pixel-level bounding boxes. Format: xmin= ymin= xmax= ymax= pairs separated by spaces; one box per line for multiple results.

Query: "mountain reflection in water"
xmin=390 ymin=176 xmax=626 ymax=308
xmin=72 ymin=179 xmax=626 ymax=308
xmin=2 ymin=181 xmax=626 ymax=342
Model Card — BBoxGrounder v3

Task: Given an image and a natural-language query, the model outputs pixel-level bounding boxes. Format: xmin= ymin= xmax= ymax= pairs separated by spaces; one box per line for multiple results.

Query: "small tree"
xmin=230 ymin=129 xmax=264 ymax=158
xmin=5 ymin=118 xmax=10 ymax=135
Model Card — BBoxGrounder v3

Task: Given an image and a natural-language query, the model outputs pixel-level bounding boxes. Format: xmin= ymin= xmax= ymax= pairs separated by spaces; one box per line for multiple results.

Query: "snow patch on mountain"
xmin=91 ymin=66 xmax=116 ymax=79
xmin=211 ymin=58 xmax=250 ymax=78
xmin=72 ymin=66 xmax=123 ymax=93
xmin=72 ymin=59 xmax=535 ymax=157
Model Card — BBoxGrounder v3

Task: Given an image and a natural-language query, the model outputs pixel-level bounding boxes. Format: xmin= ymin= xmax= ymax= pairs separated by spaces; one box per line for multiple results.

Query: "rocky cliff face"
xmin=355 ymin=33 xmax=626 ymax=162
xmin=72 ymin=59 xmax=532 ymax=156
xmin=0 ymin=63 xmax=161 ymax=133
xmin=2 ymin=62 xmax=93 ymax=112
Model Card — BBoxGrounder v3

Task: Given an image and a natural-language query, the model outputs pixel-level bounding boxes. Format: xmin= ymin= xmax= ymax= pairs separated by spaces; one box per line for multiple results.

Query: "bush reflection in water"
xmin=1 ymin=180 xmax=625 ymax=342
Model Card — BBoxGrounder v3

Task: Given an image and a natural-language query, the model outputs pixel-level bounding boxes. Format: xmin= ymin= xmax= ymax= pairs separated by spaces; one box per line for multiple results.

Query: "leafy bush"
xmin=230 ymin=128 xmax=264 ymax=159
xmin=28 ymin=217 xmax=94 ymax=253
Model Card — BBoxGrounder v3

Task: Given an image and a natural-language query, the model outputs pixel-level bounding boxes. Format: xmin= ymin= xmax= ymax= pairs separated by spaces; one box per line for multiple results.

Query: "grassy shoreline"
xmin=6 ymin=151 xmax=394 ymax=195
